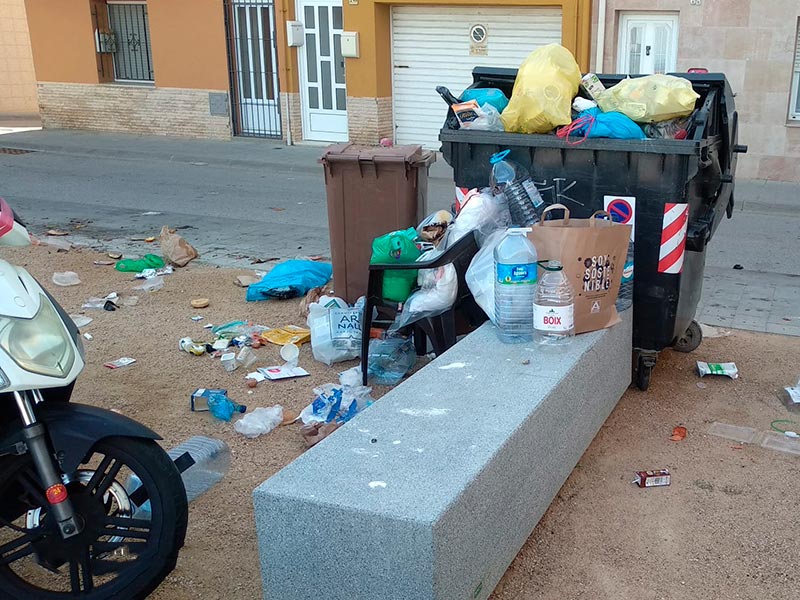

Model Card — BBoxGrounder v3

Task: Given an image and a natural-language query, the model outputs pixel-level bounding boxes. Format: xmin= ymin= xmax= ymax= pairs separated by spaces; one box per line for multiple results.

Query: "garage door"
xmin=391 ymin=6 xmax=562 ymax=148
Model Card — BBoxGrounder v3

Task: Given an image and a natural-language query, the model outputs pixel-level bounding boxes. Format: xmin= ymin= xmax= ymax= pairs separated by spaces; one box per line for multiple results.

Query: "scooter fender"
xmin=1 ymin=402 xmax=161 ymax=472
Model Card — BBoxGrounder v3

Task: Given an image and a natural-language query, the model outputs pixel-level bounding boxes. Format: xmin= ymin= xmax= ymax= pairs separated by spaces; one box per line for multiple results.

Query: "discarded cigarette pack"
xmin=633 ymin=469 xmax=671 ymax=488
xmin=104 ymin=357 xmax=136 ymax=369
xmin=191 ymin=388 xmax=227 ymax=412
xmin=452 ymin=100 xmax=482 ymax=127
xmin=697 ymin=361 xmax=738 ymax=379
xmin=258 ymin=365 xmax=310 ymax=381
xmin=580 ymin=73 xmax=606 ymax=101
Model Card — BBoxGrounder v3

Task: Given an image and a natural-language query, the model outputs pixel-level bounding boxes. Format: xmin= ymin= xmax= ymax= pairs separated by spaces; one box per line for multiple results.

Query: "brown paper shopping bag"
xmin=529 ymin=204 xmax=631 ymax=334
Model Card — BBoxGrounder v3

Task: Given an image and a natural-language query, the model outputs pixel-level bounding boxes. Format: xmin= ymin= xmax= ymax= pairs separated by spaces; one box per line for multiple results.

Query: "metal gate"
xmin=224 ymin=0 xmax=282 ymax=137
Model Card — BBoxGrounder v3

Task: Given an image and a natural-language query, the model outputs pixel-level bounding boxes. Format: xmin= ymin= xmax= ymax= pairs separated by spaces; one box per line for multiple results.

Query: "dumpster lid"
xmin=320 ymin=143 xmax=431 ymax=164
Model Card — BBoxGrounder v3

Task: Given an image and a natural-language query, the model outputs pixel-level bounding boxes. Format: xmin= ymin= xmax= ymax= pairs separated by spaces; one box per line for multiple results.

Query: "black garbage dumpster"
xmin=440 ymin=69 xmax=747 ymax=390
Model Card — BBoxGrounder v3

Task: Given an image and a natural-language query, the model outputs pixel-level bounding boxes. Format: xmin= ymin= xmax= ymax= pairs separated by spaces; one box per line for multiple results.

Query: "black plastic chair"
xmin=361 ymin=230 xmax=487 ymax=385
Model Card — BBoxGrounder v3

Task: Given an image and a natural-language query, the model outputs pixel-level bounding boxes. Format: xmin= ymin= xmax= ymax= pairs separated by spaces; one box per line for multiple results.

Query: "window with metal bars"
xmin=107 ymin=2 xmax=154 ymax=82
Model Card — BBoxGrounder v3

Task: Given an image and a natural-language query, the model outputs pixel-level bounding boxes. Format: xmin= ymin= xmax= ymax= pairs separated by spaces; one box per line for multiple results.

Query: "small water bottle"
xmin=533 ymin=260 xmax=575 ymax=346
xmin=494 ymin=228 xmax=538 ymax=343
xmin=616 ymin=241 xmax=634 ymax=312
xmin=207 ymin=392 xmax=246 ymax=422
xmin=489 ymin=150 xmax=545 ymax=226
xmin=127 ymin=436 xmax=231 ymax=517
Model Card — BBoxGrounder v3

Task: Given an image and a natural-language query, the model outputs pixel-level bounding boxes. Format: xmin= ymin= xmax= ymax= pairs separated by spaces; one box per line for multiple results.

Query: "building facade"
xmin=592 ymin=0 xmax=800 ymax=181
xmin=0 ymin=0 xmax=38 ymax=119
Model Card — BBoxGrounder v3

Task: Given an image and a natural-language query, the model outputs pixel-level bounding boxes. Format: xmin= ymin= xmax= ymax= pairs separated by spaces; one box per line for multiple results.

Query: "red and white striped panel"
xmin=658 ymin=203 xmax=689 ymax=274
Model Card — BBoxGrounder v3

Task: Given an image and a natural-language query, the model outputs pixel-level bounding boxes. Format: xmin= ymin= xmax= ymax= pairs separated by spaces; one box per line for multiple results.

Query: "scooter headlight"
xmin=0 ymin=295 xmax=75 ymax=378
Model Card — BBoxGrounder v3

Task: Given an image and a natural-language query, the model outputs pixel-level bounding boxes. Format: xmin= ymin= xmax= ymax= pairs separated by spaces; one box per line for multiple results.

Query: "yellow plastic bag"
xmin=500 ymin=44 xmax=581 ymax=134
xmin=597 ymin=74 xmax=699 ymax=123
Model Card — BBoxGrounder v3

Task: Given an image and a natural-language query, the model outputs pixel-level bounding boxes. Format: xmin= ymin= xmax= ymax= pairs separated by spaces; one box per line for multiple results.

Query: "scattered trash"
xmin=438 ymin=362 xmax=467 ymax=370
xmin=160 ymin=225 xmax=198 ymax=266
xmin=191 ymin=298 xmax=210 ymax=309
xmin=696 ymin=361 xmax=738 ymax=379
xmin=784 ymin=378 xmax=800 ymax=412
xmin=191 ymin=315 xmax=204 ymax=322
xmin=83 ymin=293 xmax=119 ymax=309
xmin=104 ymin=357 xmax=136 ymax=369
xmin=632 ymin=469 xmax=671 ymax=488
xmin=262 ymin=325 xmax=310 ymax=347
xmin=338 ymin=366 xmax=362 ymax=388
xmin=69 ymin=315 xmax=93 ymax=328
xmin=236 ymin=346 xmax=257 ymax=369
xmin=300 ymin=422 xmax=341 ymax=448
xmin=246 ymin=260 xmax=332 ymax=301
xmin=115 ymin=254 xmax=165 ymax=273
xmin=52 ymin=271 xmax=81 ymax=287
xmin=278 ymin=343 xmax=299 ymax=366
xmin=247 ymin=379 xmax=258 ymax=388
xmin=699 ymin=323 xmax=731 ymax=339
xmin=179 ymin=337 xmax=206 ymax=356
xmin=598 ymin=74 xmax=698 ymax=123
xmin=212 ymin=339 xmax=230 ymax=351
xmin=108 ymin=252 xmax=123 ymax=260
xmin=207 ymin=392 xmax=246 ymax=421
xmin=103 ymin=300 xmax=118 ymax=311
xmin=122 ymin=295 xmax=139 ymax=307
xmin=281 ymin=409 xmax=299 ymax=425
xmin=770 ymin=419 xmax=798 ymax=433
xmin=220 ymin=352 xmax=238 ymax=372
xmin=234 ymin=406 xmax=283 ymax=438
xmin=190 ymin=388 xmax=227 ymax=412
xmin=43 ymin=237 xmax=72 ymax=251
xmin=522 ymin=358 xmax=531 ymax=365
xmin=696 ymin=382 xmax=707 ymax=389
xmin=708 ymin=422 xmax=759 ymax=444
xmin=46 ymin=229 xmax=70 ymax=236
xmin=132 ymin=276 xmax=164 ymax=292
xmin=786 ymin=431 xmax=800 ymax=439
xmin=299 ymin=383 xmax=374 ymax=426
xmin=308 ymin=296 xmax=363 ymax=365
xmin=257 ymin=365 xmax=310 ymax=381
xmin=235 ymin=274 xmax=260 ymax=288
xmin=144 ymin=236 xmax=156 ymax=243
xmin=83 ymin=333 xmax=93 ymax=341
xmin=141 ymin=211 xmax=162 ymax=216
xmin=733 ymin=264 xmax=744 ymax=270
xmin=367 ymin=336 xmax=416 ymax=385
xmin=93 ymin=260 xmax=115 ymax=266
xmin=669 ymin=426 xmax=688 ymax=442
xmin=135 ymin=266 xmax=174 ymax=279
xmin=760 ymin=430 xmax=800 ymax=456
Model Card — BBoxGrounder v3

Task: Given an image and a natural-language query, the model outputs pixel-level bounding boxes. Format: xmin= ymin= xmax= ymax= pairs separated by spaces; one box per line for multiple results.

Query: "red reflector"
xmin=46 ymin=484 xmax=68 ymax=505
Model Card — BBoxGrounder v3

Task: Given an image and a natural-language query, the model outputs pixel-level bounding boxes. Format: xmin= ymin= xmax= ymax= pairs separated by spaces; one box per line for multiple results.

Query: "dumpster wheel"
xmin=674 ymin=320 xmax=703 ymax=353
xmin=635 ymin=355 xmax=655 ymax=391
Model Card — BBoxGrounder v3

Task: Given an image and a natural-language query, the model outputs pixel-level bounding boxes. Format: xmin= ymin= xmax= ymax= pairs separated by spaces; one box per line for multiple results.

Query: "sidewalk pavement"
xmin=1 ymin=128 xmax=798 ymax=338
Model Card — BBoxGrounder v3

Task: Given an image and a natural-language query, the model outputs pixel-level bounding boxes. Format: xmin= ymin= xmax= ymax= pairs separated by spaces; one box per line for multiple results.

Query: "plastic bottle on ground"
xmin=207 ymin=392 xmax=246 ymax=422
xmin=494 ymin=228 xmax=538 ymax=343
xmin=489 ymin=150 xmax=545 ymax=226
xmin=616 ymin=240 xmax=635 ymax=312
xmin=533 ymin=260 xmax=575 ymax=346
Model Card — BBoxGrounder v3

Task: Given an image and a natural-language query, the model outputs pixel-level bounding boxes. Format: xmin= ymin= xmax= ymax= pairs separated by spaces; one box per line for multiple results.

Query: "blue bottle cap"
xmin=489 ymin=149 xmax=511 ymax=164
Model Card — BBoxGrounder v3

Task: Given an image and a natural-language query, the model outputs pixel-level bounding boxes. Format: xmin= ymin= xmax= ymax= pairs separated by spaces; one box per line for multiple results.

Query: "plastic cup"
xmin=280 ymin=343 xmax=299 ymax=365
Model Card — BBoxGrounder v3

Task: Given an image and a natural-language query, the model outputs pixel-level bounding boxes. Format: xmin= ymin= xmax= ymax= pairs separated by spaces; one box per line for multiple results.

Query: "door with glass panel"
xmin=298 ymin=0 xmax=347 ymax=141
xmin=617 ymin=14 xmax=678 ymax=75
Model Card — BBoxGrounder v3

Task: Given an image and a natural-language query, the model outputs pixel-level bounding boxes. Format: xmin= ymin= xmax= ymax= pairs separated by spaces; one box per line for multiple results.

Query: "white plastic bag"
xmin=465 ymin=229 xmax=505 ymax=324
xmin=392 ymin=264 xmax=457 ymax=329
xmin=460 ymin=103 xmax=504 ymax=132
xmin=307 ymin=296 xmax=364 ymax=366
xmin=234 ymin=406 xmax=283 ymax=438
xmin=449 ymin=188 xmax=511 ymax=245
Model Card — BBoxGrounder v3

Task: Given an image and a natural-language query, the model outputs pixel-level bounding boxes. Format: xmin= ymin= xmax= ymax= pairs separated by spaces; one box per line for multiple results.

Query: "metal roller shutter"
xmin=391 ymin=5 xmax=563 ymax=149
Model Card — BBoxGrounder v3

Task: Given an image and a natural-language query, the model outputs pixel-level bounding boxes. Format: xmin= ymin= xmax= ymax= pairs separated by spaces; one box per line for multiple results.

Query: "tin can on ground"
xmin=633 ymin=469 xmax=671 ymax=488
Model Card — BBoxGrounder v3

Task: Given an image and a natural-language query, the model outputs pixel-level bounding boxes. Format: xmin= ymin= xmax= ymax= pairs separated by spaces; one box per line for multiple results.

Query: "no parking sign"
xmin=604 ymin=195 xmax=635 ymax=241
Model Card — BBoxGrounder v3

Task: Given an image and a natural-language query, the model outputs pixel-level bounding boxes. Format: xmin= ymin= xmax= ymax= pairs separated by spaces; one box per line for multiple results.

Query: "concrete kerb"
xmin=253 ymin=313 xmax=632 ymax=600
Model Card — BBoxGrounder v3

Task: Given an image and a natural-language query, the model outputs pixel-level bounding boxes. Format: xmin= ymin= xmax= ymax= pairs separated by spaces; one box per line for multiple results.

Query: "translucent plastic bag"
xmin=500 ymin=44 xmax=581 ymax=134
xmin=391 ymin=264 xmax=457 ymax=330
xmin=459 ymin=103 xmax=504 ymax=132
xmin=307 ymin=296 xmax=364 ymax=366
xmin=465 ymin=229 xmax=506 ymax=324
xmin=449 ymin=188 xmax=511 ymax=246
xmin=597 ymin=74 xmax=699 ymax=123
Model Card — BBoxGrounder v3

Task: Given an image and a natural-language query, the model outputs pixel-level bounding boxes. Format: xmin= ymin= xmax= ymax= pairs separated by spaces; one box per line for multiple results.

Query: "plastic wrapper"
xmin=234 ymin=406 xmax=283 ymax=438
xmin=465 ymin=229 xmax=505 ymax=324
xmin=597 ymin=74 xmax=699 ymax=123
xmin=500 ymin=44 xmax=581 ymax=134
xmin=299 ymin=383 xmax=374 ymax=424
xmin=367 ymin=337 xmax=416 ymax=386
xmin=159 ymin=226 xmax=198 ymax=267
xmin=391 ymin=264 xmax=457 ymax=330
xmin=449 ymin=188 xmax=511 ymax=246
xmin=417 ymin=210 xmax=453 ymax=247
xmin=459 ymin=103 xmax=504 ymax=132
xmin=307 ymin=296 xmax=364 ymax=365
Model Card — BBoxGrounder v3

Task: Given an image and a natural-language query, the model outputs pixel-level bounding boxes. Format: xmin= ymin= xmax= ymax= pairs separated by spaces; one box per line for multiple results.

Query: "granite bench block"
xmin=254 ymin=312 xmax=632 ymax=600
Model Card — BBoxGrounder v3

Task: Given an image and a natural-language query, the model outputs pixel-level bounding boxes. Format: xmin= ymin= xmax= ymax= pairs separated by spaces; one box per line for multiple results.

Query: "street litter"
xmin=367 ymin=336 xmax=415 ymax=385
xmin=207 ymin=392 xmax=246 ymax=421
xmin=279 ymin=342 xmax=299 ymax=365
xmin=69 ymin=314 xmax=92 ymax=328
xmin=191 ymin=315 xmax=204 ymax=321
xmin=236 ymin=346 xmax=257 ymax=369
xmin=212 ymin=339 xmax=230 ymax=351
xmin=52 ymin=271 xmax=81 ymax=286
xmin=108 ymin=252 xmax=123 ymax=259
xmin=135 ymin=265 xmax=174 ymax=279
xmin=669 ymin=426 xmax=688 ymax=442
xmin=257 ymin=365 xmax=310 ymax=381
xmin=696 ymin=361 xmax=738 ymax=379
xmin=784 ymin=378 xmax=800 ymax=412
xmin=191 ymin=297 xmax=210 ymax=309
xmin=46 ymin=229 xmax=69 ymax=236
xmin=699 ymin=323 xmax=731 ymax=339
xmin=246 ymin=259 xmax=332 ymax=301
xmin=261 ymin=325 xmax=310 ymax=346
xmin=220 ymin=352 xmax=238 ymax=372
xmin=43 ymin=236 xmax=72 ymax=251
xmin=122 ymin=295 xmax=139 ymax=307
xmin=132 ymin=276 xmax=164 ymax=292
xmin=190 ymin=388 xmax=227 ymax=412
xmin=234 ymin=406 xmax=283 ymax=438
xmin=235 ymin=274 xmax=260 ymax=288
xmin=93 ymin=260 xmax=114 ymax=266
xmin=300 ymin=422 xmax=341 ymax=448
xmin=760 ymin=431 xmax=800 ymax=457
xmin=83 ymin=292 xmax=119 ymax=309
xmin=707 ymin=422 xmax=759 ymax=444
xmin=308 ymin=296 xmax=364 ymax=365
xmin=160 ymin=225 xmax=198 ymax=267
xmin=104 ymin=357 xmax=136 ymax=369
xmin=83 ymin=333 xmax=92 ymax=341
xmin=115 ymin=254 xmax=165 ymax=272
xmin=632 ymin=469 xmax=671 ymax=488
xmin=141 ymin=211 xmax=162 ymax=216
xmin=144 ymin=237 xmax=156 ymax=243
xmin=299 ymin=383 xmax=374 ymax=426
xmin=179 ymin=337 xmax=206 ymax=356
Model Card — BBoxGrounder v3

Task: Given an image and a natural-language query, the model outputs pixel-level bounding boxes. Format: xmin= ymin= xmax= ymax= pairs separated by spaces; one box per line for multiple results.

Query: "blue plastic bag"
xmin=570 ymin=107 xmax=645 ymax=140
xmin=246 ymin=260 xmax=332 ymax=301
xmin=460 ymin=88 xmax=509 ymax=114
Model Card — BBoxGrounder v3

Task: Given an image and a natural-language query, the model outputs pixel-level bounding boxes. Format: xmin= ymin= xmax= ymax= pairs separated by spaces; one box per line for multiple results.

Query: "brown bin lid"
xmin=320 ymin=143 xmax=431 ymax=165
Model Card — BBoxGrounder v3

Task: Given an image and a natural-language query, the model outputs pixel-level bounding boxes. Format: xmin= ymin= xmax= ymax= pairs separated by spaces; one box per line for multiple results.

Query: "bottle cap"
xmin=507 ymin=227 xmax=532 ymax=234
xmin=489 ymin=149 xmax=511 ymax=164
xmin=542 ymin=260 xmax=563 ymax=271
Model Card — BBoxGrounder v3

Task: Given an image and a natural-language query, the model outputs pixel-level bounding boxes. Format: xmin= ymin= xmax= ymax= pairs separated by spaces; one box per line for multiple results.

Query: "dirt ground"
xmin=2 ymin=242 xmax=799 ymax=600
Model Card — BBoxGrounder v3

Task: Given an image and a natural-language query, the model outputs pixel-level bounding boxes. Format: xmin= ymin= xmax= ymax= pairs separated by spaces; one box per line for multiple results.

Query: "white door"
xmin=617 ymin=14 xmax=679 ymax=75
xmin=298 ymin=0 xmax=347 ymax=142
xmin=231 ymin=0 xmax=281 ymax=136
xmin=391 ymin=6 xmax=562 ymax=148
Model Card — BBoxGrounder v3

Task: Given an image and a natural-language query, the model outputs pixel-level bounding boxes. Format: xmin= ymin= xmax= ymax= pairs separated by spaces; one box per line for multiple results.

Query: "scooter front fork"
xmin=13 ymin=390 xmax=81 ymax=539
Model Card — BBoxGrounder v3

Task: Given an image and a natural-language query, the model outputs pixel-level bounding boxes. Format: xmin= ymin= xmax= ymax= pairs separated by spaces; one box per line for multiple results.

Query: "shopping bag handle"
xmin=540 ymin=203 xmax=570 ymax=225
xmin=589 ymin=210 xmax=613 ymax=227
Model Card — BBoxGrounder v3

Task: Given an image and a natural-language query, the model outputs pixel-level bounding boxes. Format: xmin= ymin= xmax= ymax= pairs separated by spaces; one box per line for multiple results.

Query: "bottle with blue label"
xmin=494 ymin=227 xmax=538 ymax=343
xmin=489 ymin=150 xmax=546 ymax=227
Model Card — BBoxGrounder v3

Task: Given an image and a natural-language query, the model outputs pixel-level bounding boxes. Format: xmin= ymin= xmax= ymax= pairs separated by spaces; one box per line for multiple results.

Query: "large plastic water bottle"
xmin=489 ymin=150 xmax=545 ymax=226
xmin=616 ymin=241 xmax=634 ymax=312
xmin=533 ymin=260 xmax=575 ymax=346
xmin=127 ymin=436 xmax=231 ymax=517
xmin=494 ymin=228 xmax=538 ymax=343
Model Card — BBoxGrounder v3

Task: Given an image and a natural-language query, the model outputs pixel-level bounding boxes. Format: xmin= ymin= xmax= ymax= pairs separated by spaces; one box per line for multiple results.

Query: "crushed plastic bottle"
xmin=367 ymin=336 xmax=416 ymax=385
xmin=616 ymin=240 xmax=634 ymax=312
xmin=207 ymin=392 xmax=246 ymax=421
xmin=494 ymin=228 xmax=538 ymax=343
xmin=533 ymin=260 xmax=575 ymax=346
xmin=489 ymin=150 xmax=545 ymax=226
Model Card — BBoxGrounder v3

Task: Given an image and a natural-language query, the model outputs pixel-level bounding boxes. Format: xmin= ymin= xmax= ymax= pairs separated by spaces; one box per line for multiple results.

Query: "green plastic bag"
xmin=114 ymin=254 xmax=165 ymax=273
xmin=370 ymin=228 xmax=421 ymax=303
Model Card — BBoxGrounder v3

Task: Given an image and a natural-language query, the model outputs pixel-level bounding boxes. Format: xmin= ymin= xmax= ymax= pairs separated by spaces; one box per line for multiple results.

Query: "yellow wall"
xmin=342 ymin=0 xmax=592 ymax=98
xmin=148 ymin=0 xmax=228 ymax=90
xmin=25 ymin=0 xmax=99 ymax=84
xmin=0 ymin=0 xmax=38 ymax=115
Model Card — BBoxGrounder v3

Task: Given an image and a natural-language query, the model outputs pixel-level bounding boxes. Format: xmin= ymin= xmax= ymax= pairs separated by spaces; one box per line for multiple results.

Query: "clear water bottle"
xmin=489 ymin=150 xmax=546 ymax=226
xmin=494 ymin=228 xmax=538 ymax=343
xmin=616 ymin=241 xmax=634 ymax=312
xmin=533 ymin=260 xmax=575 ymax=346
xmin=127 ymin=436 xmax=231 ymax=517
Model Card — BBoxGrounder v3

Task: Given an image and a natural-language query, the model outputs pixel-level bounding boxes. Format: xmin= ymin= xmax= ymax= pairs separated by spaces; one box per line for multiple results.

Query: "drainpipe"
xmin=282 ymin=0 xmax=293 ymax=145
xmin=595 ymin=0 xmax=607 ymax=73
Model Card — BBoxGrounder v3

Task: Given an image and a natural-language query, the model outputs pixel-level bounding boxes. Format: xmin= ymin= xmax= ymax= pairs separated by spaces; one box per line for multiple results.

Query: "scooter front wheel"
xmin=0 ymin=436 xmax=187 ymax=599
